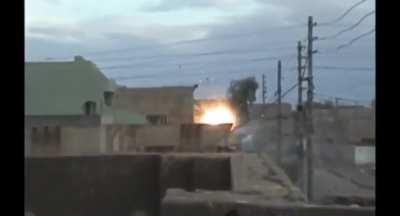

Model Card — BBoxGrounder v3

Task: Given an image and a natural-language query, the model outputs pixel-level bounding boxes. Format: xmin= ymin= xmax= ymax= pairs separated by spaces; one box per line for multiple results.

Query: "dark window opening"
xmin=84 ymin=101 xmax=97 ymax=115
xmin=104 ymin=91 xmax=114 ymax=106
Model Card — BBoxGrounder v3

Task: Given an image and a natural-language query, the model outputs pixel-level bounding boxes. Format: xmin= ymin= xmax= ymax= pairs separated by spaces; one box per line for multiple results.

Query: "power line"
xmin=314 ymin=92 xmax=372 ymax=103
xmin=318 ymin=10 xmax=375 ymax=40
xmin=281 ymin=83 xmax=299 ymax=99
xmin=99 ymin=53 xmax=296 ymax=71
xmin=314 ymin=66 xmax=374 ymax=71
xmin=337 ymin=28 xmax=375 ymax=50
xmin=91 ymin=45 xmax=297 ymax=63
xmin=50 ymin=24 xmax=306 ymax=60
xmin=286 ymin=65 xmax=374 ymax=71
xmin=109 ymin=63 xmax=280 ymax=81
xmin=269 ymin=82 xmax=298 ymax=103
xmin=318 ymin=0 xmax=368 ymax=26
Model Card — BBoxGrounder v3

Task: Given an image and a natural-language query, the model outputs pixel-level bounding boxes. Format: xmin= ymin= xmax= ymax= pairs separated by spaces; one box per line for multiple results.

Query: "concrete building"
xmin=113 ymin=86 xmax=197 ymax=125
xmin=112 ymin=86 xmax=197 ymax=152
xmin=25 ymin=56 xmax=147 ymax=157
xmin=249 ymin=103 xmax=292 ymax=120
xmin=112 ymin=87 xmax=233 ymax=152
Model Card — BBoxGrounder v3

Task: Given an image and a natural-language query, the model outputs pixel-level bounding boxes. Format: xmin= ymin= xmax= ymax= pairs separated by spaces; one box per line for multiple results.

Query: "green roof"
xmin=25 ymin=58 xmax=114 ymax=116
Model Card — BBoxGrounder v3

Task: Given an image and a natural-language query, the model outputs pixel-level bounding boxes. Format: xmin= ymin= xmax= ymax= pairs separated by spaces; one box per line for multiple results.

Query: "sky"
xmin=25 ymin=0 xmax=375 ymax=105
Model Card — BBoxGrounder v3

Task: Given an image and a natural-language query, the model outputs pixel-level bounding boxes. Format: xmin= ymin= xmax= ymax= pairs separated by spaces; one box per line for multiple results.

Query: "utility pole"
xmin=297 ymin=40 xmax=307 ymax=194
xmin=262 ymin=74 xmax=267 ymax=104
xmin=306 ymin=16 xmax=317 ymax=202
xmin=297 ymin=41 xmax=304 ymax=107
xmin=277 ymin=60 xmax=282 ymax=166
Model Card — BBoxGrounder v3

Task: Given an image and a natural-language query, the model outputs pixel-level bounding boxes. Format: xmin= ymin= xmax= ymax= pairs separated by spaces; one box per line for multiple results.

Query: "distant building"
xmin=113 ymin=86 xmax=197 ymax=125
xmin=25 ymin=56 xmax=147 ymax=157
xmin=112 ymin=86 xmax=197 ymax=152
xmin=249 ymin=103 xmax=292 ymax=120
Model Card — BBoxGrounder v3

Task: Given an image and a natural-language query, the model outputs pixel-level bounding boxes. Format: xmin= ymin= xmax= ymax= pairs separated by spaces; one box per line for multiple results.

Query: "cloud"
xmin=42 ymin=0 xmax=61 ymax=5
xmin=25 ymin=0 xmax=375 ymax=102
xmin=143 ymin=0 xmax=247 ymax=12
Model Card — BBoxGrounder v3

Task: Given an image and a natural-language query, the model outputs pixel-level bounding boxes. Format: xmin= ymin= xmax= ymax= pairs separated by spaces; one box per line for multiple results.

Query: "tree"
xmin=227 ymin=77 xmax=259 ymax=125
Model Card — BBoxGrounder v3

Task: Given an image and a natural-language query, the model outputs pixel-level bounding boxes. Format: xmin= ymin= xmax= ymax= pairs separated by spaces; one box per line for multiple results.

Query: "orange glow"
xmin=197 ymin=104 xmax=237 ymax=129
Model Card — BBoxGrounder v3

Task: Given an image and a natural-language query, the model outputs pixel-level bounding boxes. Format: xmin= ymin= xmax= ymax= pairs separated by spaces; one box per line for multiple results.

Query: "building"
xmin=249 ymin=103 xmax=292 ymax=120
xmin=25 ymin=56 xmax=147 ymax=157
xmin=112 ymin=87 xmax=234 ymax=152
xmin=112 ymin=86 xmax=197 ymax=152
xmin=114 ymin=86 xmax=197 ymax=124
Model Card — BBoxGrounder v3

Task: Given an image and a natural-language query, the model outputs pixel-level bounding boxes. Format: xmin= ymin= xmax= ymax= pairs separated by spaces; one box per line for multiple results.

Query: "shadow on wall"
xmin=25 ymin=154 xmax=233 ymax=216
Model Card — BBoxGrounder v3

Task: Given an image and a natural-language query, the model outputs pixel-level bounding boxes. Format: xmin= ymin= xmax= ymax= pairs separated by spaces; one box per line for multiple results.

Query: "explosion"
xmin=195 ymin=100 xmax=237 ymax=129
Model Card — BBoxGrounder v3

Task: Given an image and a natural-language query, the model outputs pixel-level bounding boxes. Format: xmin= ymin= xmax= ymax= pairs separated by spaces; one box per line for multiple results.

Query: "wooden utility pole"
xmin=262 ymin=74 xmax=267 ymax=104
xmin=298 ymin=41 xmax=304 ymax=107
xmin=277 ymin=60 xmax=282 ymax=166
xmin=306 ymin=16 xmax=316 ymax=202
xmin=297 ymin=40 xmax=307 ymax=193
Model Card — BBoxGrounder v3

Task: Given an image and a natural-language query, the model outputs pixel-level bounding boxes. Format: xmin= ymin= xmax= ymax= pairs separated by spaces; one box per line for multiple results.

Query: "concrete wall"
xmin=136 ymin=125 xmax=181 ymax=148
xmin=26 ymin=123 xmax=231 ymax=156
xmin=60 ymin=126 xmax=105 ymax=155
xmin=162 ymin=199 xmax=375 ymax=216
xmin=25 ymin=115 xmax=103 ymax=157
xmin=160 ymin=154 xmax=232 ymax=193
xmin=25 ymin=155 xmax=162 ymax=216
xmin=25 ymin=154 xmax=235 ymax=216
xmin=30 ymin=126 xmax=63 ymax=156
xmin=105 ymin=125 xmax=139 ymax=153
xmin=113 ymin=87 xmax=195 ymax=124
xmin=335 ymin=107 xmax=375 ymax=143
xmin=27 ymin=126 xmax=107 ymax=157
xmin=178 ymin=124 xmax=232 ymax=152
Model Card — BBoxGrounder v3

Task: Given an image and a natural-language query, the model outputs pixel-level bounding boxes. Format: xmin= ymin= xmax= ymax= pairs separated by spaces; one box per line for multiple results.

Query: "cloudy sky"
xmin=25 ymin=0 xmax=375 ymax=105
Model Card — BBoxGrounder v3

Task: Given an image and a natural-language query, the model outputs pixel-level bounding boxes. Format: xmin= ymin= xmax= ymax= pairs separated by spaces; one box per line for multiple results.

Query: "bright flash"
xmin=198 ymin=105 xmax=236 ymax=128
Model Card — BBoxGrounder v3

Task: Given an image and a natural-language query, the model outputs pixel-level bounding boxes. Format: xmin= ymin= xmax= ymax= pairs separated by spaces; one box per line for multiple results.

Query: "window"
xmin=83 ymin=101 xmax=97 ymax=115
xmin=104 ymin=91 xmax=114 ymax=106
xmin=146 ymin=114 xmax=168 ymax=125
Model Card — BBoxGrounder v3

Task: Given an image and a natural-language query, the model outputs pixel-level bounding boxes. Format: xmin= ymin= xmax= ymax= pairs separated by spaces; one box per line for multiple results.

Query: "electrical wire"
xmin=318 ymin=0 xmax=368 ymax=26
xmin=337 ymin=28 xmax=375 ymax=50
xmin=49 ymin=24 xmax=306 ymax=60
xmin=99 ymin=53 xmax=296 ymax=71
xmin=91 ymin=45 xmax=297 ymax=63
xmin=318 ymin=10 xmax=375 ymax=40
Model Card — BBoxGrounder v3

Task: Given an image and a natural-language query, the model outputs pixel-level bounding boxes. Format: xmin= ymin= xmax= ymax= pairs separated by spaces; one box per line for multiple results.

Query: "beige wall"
xmin=30 ymin=126 xmax=62 ymax=156
xmin=178 ymin=124 xmax=232 ymax=152
xmin=60 ymin=126 xmax=104 ymax=155
xmin=334 ymin=107 xmax=375 ymax=143
xmin=106 ymin=125 xmax=139 ymax=152
xmin=113 ymin=87 xmax=195 ymax=124
xmin=136 ymin=125 xmax=181 ymax=148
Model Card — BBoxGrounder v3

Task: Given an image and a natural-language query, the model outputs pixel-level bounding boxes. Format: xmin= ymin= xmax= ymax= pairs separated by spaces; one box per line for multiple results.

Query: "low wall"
xmin=161 ymin=154 xmax=232 ymax=193
xmin=61 ymin=126 xmax=105 ymax=155
xmin=179 ymin=124 xmax=231 ymax=152
xmin=25 ymin=155 xmax=162 ymax=216
xmin=162 ymin=199 xmax=375 ymax=216
xmin=136 ymin=125 xmax=181 ymax=148
xmin=25 ymin=154 xmax=234 ymax=216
